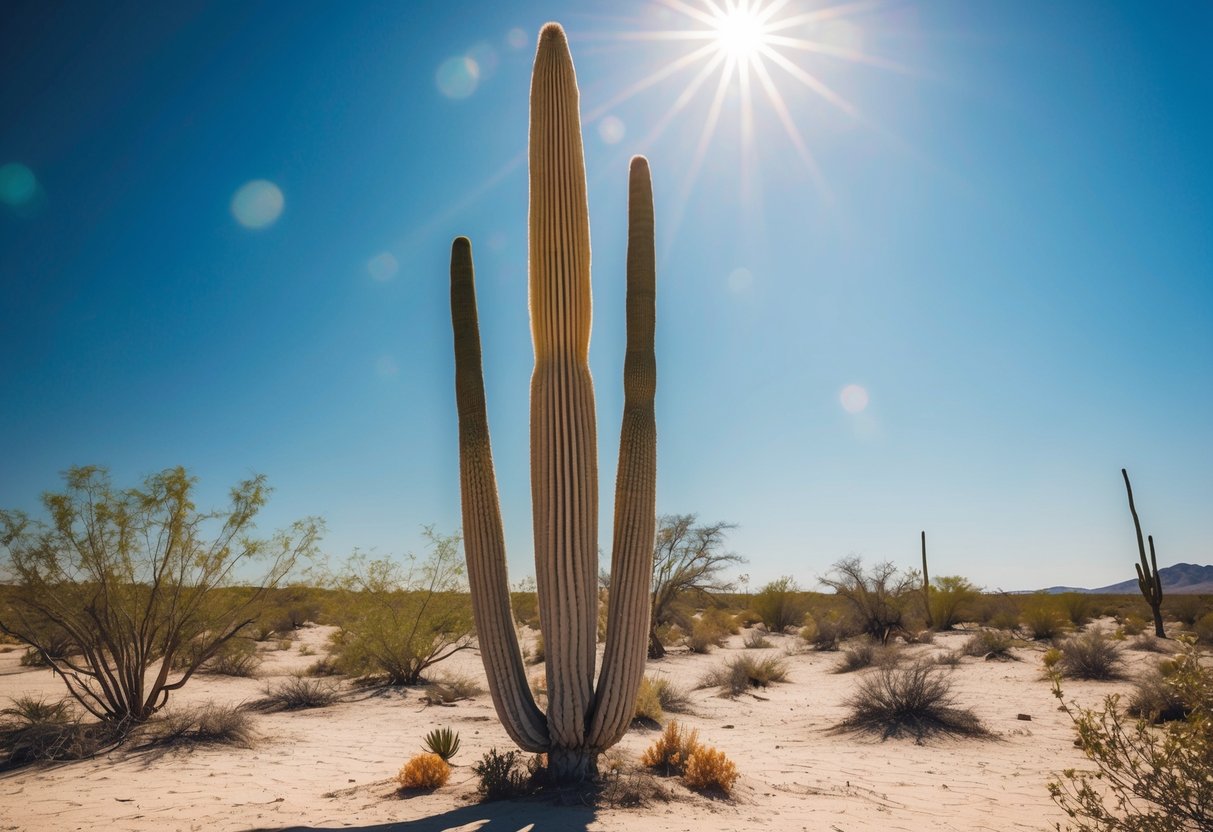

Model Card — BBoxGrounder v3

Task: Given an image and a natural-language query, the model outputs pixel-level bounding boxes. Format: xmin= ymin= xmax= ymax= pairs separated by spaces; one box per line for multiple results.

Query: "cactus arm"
xmin=1148 ymin=536 xmax=1162 ymax=604
xmin=528 ymin=22 xmax=598 ymax=753
xmin=450 ymin=237 xmax=549 ymax=752
xmin=588 ymin=156 xmax=658 ymax=748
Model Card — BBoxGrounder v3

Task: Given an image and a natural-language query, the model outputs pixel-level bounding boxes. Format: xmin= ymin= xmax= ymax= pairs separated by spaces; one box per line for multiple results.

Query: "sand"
xmin=0 ymin=622 xmax=1165 ymax=832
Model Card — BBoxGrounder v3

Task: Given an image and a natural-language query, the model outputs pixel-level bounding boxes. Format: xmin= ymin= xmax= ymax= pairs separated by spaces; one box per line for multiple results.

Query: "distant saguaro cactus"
xmin=1121 ymin=469 xmax=1165 ymax=638
xmin=921 ymin=530 xmax=933 ymax=629
xmin=449 ymin=23 xmax=657 ymax=782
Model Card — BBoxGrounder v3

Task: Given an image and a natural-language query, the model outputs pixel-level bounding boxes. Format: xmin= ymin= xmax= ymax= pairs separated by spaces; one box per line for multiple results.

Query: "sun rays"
xmin=583 ymin=0 xmax=907 ymax=219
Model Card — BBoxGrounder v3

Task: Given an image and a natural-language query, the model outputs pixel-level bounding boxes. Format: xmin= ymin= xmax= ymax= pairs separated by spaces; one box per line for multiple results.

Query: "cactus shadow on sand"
xmin=248 ymin=800 xmax=595 ymax=832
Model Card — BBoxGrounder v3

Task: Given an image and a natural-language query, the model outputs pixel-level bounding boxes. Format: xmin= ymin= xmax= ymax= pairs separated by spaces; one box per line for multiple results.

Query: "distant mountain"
xmin=1039 ymin=563 xmax=1213 ymax=595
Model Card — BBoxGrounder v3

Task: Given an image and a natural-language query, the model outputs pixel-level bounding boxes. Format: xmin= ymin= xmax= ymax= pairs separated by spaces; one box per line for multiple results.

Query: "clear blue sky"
xmin=1 ymin=1 xmax=1210 ymax=591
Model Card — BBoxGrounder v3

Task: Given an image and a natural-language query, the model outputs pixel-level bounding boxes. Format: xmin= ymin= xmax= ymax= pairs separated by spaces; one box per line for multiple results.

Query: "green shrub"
xmin=929 ymin=576 xmax=981 ymax=630
xmin=1049 ymin=638 xmax=1212 ymax=831
xmin=1021 ymin=596 xmax=1071 ymax=640
xmin=472 ymin=748 xmax=535 ymax=801
xmin=1057 ymin=592 xmax=1093 ymax=628
xmin=752 ymin=576 xmax=809 ymax=633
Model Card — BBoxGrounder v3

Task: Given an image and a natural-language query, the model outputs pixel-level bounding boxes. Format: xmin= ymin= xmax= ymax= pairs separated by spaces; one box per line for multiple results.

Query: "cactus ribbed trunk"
xmin=1121 ymin=469 xmax=1165 ymax=639
xmin=450 ymin=22 xmax=659 ymax=784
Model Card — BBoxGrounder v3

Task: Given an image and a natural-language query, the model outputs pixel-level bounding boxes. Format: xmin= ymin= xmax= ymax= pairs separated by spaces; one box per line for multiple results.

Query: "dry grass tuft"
xmin=962 ymin=630 xmax=1018 ymax=661
xmin=698 ymin=655 xmax=788 ymax=697
xmin=834 ymin=641 xmax=902 ymax=673
xmin=150 ymin=703 xmax=255 ymax=748
xmin=246 ymin=677 xmax=339 ymax=711
xmin=1057 ymin=630 xmax=1124 ymax=680
xmin=640 ymin=720 xmax=702 ymax=775
xmin=837 ymin=659 xmax=990 ymax=741
xmin=396 ymin=752 xmax=451 ymax=791
xmin=683 ymin=746 xmax=739 ymax=796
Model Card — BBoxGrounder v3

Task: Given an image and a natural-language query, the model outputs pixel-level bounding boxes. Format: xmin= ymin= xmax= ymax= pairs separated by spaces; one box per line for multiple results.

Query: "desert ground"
xmin=0 ymin=622 xmax=1173 ymax=832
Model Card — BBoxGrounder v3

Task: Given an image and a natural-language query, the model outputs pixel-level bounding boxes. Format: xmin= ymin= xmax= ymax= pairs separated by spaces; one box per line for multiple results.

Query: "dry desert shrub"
xmin=834 ymin=641 xmax=902 ymax=673
xmin=1021 ymin=596 xmax=1072 ymax=640
xmin=421 ymin=672 xmax=485 ymax=705
xmin=743 ymin=629 xmax=773 ymax=649
xmin=686 ymin=612 xmax=730 ymax=654
xmin=640 ymin=720 xmax=702 ymax=775
xmin=397 ymin=752 xmax=451 ymax=791
xmin=306 ymin=656 xmax=343 ymax=676
xmin=1119 ymin=614 xmax=1148 ymax=636
xmin=151 ymin=703 xmax=255 ymax=747
xmin=934 ymin=649 xmax=962 ymax=667
xmin=632 ymin=677 xmax=664 ymax=725
xmin=752 ymin=576 xmax=809 ymax=633
xmin=247 ymin=677 xmax=339 ymax=711
xmin=698 ymin=654 xmax=788 ymax=697
xmin=203 ymin=639 xmax=262 ymax=677
xmin=596 ymin=761 xmax=671 ymax=808
xmin=1126 ymin=661 xmax=1189 ymax=724
xmin=837 ymin=659 xmax=989 ymax=741
xmin=962 ymin=629 xmax=1018 ymax=661
xmin=1165 ymin=595 xmax=1203 ymax=627
xmin=1058 ymin=631 xmax=1124 ymax=681
xmin=683 ymin=745 xmax=739 ymax=796
xmin=1195 ymin=612 xmax=1213 ymax=644
xmin=472 ymin=748 xmax=536 ymax=801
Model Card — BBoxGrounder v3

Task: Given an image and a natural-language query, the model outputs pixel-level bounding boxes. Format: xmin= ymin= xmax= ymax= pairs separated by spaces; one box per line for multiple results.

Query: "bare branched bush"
xmin=837 ymin=659 xmax=989 ymax=741
xmin=0 ymin=466 xmax=321 ymax=725
xmin=648 ymin=515 xmax=744 ymax=658
xmin=820 ymin=557 xmax=918 ymax=645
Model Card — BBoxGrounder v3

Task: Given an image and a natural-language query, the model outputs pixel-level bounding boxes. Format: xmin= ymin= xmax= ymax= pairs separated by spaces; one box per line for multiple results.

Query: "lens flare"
xmin=840 ymin=384 xmax=870 ymax=414
xmin=230 ymin=179 xmax=284 ymax=229
xmin=436 ymin=55 xmax=480 ymax=99
xmin=367 ymin=252 xmax=399 ymax=282
xmin=0 ymin=163 xmax=37 ymax=207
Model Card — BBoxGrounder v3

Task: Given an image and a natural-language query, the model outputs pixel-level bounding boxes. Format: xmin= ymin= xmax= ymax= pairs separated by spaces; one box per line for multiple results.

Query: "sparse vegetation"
xmin=962 ymin=629 xmax=1018 ymax=661
xmin=699 ymin=654 xmax=788 ymax=696
xmin=420 ymin=672 xmax=484 ymax=705
xmin=1057 ymin=631 xmax=1124 ymax=681
xmin=471 ymin=748 xmax=535 ymax=801
xmin=752 ymin=576 xmax=810 ymax=633
xmin=1020 ymin=596 xmax=1071 ymax=641
xmin=1126 ymin=663 xmax=1188 ymax=724
xmin=930 ymin=576 xmax=982 ymax=630
xmin=0 ymin=466 xmax=321 ymax=724
xmin=149 ymin=703 xmax=255 ymax=748
xmin=743 ymin=629 xmax=772 ymax=649
xmin=247 ymin=677 xmax=339 ymax=711
xmin=834 ymin=641 xmax=902 ymax=673
xmin=1049 ymin=638 xmax=1212 ymax=831
xmin=397 ymin=752 xmax=451 ymax=791
xmin=837 ymin=659 xmax=989 ymax=741
xmin=820 ymin=557 xmax=919 ymax=645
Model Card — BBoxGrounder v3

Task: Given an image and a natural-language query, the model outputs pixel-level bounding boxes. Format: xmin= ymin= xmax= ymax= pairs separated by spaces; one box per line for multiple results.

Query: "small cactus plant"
xmin=450 ymin=22 xmax=659 ymax=782
xmin=423 ymin=727 xmax=460 ymax=762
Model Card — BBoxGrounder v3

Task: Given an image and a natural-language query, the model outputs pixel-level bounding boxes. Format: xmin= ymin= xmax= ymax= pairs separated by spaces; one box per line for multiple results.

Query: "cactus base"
xmin=546 ymin=747 xmax=599 ymax=783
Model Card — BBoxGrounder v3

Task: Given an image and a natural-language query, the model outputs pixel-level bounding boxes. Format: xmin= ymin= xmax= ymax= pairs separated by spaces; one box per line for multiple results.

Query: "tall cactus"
xmin=1121 ymin=468 xmax=1165 ymax=638
xmin=450 ymin=22 xmax=657 ymax=782
xmin=921 ymin=530 xmax=933 ymax=629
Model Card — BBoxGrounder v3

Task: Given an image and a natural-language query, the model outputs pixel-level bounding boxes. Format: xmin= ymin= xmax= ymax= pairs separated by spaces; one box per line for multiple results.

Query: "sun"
xmin=582 ymin=0 xmax=906 ymax=234
xmin=712 ymin=3 xmax=768 ymax=60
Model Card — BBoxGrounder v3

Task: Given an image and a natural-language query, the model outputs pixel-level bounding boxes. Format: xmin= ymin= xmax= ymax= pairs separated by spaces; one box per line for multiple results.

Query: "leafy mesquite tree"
xmin=0 ymin=466 xmax=322 ymax=725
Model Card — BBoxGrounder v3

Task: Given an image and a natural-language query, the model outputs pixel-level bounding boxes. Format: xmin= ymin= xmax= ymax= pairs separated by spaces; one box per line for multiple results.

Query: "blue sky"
xmin=1 ymin=1 xmax=1209 ymax=591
